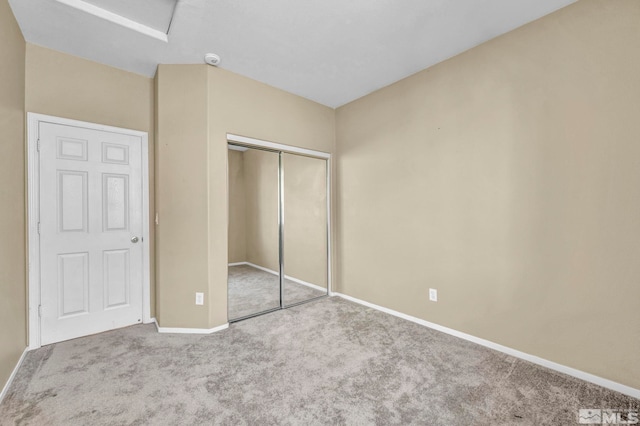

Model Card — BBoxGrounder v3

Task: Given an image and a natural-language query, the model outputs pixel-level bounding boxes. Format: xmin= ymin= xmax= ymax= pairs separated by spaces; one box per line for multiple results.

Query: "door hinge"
xmin=37 ymin=139 xmax=40 ymax=152
xmin=37 ymin=222 xmax=41 ymax=234
xmin=38 ymin=305 xmax=42 ymax=318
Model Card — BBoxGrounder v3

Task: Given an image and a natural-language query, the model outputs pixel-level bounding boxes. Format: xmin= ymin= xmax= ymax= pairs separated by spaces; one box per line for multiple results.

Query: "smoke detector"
xmin=204 ymin=53 xmax=221 ymax=66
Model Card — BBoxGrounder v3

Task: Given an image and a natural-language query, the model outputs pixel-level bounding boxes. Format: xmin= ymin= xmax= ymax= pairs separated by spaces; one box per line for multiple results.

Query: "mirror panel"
xmin=227 ymin=145 xmax=281 ymax=320
xmin=282 ymin=153 xmax=328 ymax=306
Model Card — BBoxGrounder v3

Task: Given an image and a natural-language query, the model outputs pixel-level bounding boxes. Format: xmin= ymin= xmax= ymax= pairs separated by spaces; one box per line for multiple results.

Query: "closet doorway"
xmin=227 ymin=134 xmax=330 ymax=322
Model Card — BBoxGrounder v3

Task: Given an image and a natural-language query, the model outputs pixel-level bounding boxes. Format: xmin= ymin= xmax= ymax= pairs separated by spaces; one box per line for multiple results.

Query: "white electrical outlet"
xmin=195 ymin=292 xmax=204 ymax=305
xmin=429 ymin=288 xmax=438 ymax=302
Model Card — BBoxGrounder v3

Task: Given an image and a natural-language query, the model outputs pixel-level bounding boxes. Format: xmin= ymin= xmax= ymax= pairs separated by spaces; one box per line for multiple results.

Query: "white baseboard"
xmin=236 ymin=261 xmax=270 ymax=274
xmin=143 ymin=317 xmax=156 ymax=325
xmin=0 ymin=347 xmax=29 ymax=405
xmin=229 ymin=262 xmax=327 ymax=293
xmin=333 ymin=292 xmax=640 ymax=400
xmin=284 ymin=274 xmax=327 ymax=293
xmin=154 ymin=319 xmax=229 ymax=335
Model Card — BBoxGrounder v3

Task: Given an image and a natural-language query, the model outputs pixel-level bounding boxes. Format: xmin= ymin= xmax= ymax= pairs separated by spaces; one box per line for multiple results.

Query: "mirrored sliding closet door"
xmin=227 ymin=140 xmax=330 ymax=322
xmin=227 ymin=145 xmax=281 ymax=321
xmin=282 ymin=153 xmax=328 ymax=307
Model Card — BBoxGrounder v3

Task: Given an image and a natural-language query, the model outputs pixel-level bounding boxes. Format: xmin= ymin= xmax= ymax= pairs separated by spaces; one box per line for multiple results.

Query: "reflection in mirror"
xmin=282 ymin=153 xmax=328 ymax=306
xmin=227 ymin=145 xmax=280 ymax=320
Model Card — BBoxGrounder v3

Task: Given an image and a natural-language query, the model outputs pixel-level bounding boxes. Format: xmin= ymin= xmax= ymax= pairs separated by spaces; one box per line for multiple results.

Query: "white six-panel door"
xmin=39 ymin=122 xmax=143 ymax=345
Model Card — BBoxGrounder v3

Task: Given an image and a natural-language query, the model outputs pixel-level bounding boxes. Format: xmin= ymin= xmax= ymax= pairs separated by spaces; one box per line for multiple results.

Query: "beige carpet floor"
xmin=228 ymin=264 xmax=326 ymax=320
xmin=0 ymin=297 xmax=638 ymax=425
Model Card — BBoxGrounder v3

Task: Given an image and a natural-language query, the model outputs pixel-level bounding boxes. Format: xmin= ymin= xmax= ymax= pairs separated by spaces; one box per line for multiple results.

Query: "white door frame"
xmin=27 ymin=113 xmax=152 ymax=349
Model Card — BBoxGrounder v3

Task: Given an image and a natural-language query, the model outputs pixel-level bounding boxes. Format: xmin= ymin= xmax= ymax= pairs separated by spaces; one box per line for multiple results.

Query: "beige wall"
xmin=156 ymin=65 xmax=334 ymax=327
xmin=0 ymin=0 xmax=26 ymax=392
xmin=155 ymin=65 xmax=210 ymax=328
xmin=336 ymin=0 xmax=640 ymax=389
xmin=208 ymin=67 xmax=335 ymax=326
xmin=25 ymin=44 xmax=156 ymax=317
xmin=227 ymin=150 xmax=247 ymax=264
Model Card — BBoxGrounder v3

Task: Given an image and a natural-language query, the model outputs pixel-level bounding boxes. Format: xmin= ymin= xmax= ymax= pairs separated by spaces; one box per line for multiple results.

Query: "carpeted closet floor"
xmin=228 ymin=264 xmax=325 ymax=319
xmin=0 ymin=297 xmax=637 ymax=425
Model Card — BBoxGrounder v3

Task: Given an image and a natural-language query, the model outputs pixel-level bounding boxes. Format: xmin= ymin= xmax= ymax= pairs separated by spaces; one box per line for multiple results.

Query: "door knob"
xmin=131 ymin=236 xmax=139 ymax=243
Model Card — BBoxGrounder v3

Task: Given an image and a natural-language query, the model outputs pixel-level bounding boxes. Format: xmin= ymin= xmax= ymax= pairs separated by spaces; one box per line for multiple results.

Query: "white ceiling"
xmin=8 ymin=0 xmax=576 ymax=108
